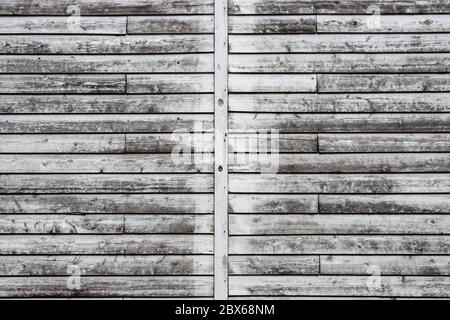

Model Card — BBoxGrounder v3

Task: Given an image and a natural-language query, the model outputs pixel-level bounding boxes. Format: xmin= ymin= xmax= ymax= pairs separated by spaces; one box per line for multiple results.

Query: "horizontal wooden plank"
xmin=0 ymin=134 xmax=125 ymax=153
xmin=319 ymin=134 xmax=450 ymax=152
xmin=0 ymin=0 xmax=214 ymax=15
xmin=318 ymin=15 xmax=450 ymax=33
xmin=230 ymin=153 xmax=450 ymax=173
xmin=0 ymin=214 xmax=212 ymax=234
xmin=229 ymin=74 xmax=316 ymax=93
xmin=128 ymin=16 xmax=213 ymax=34
xmin=320 ymin=195 xmax=450 ymax=214
xmin=0 ymin=75 xmax=125 ymax=94
xmin=125 ymin=215 xmax=213 ymax=233
xmin=229 ymin=113 xmax=450 ymax=133
xmin=228 ymin=194 xmax=318 ymax=213
xmin=229 ymin=174 xmax=450 ymax=193
xmin=229 ymin=0 xmax=450 ymax=14
xmin=229 ymin=256 xmax=319 ymax=275
xmin=0 ymin=94 xmax=214 ymax=114
xmin=0 ymin=35 xmax=213 ymax=54
xmin=230 ymin=54 xmax=450 ymax=73
xmin=0 ymin=194 xmax=213 ymax=214
xmin=321 ymin=255 xmax=450 ymax=276
xmin=229 ymin=93 xmax=450 ymax=113
xmin=0 ymin=276 xmax=213 ymax=297
xmin=0 ymin=16 xmax=126 ymax=34
xmin=230 ymin=235 xmax=450 ymax=254
xmin=126 ymin=133 xmax=214 ymax=153
xmin=229 ymin=15 xmax=316 ymax=34
xmin=230 ymin=214 xmax=450 ymax=235
xmin=0 ymin=174 xmax=213 ymax=193
xmin=0 ymin=154 xmax=213 ymax=173
xmin=0 ymin=114 xmax=213 ymax=133
xmin=229 ymin=276 xmax=450 ymax=297
xmin=127 ymin=74 xmax=213 ymax=93
xmin=230 ymin=34 xmax=450 ymax=53
xmin=0 ymin=255 xmax=213 ymax=276
xmin=318 ymin=74 xmax=450 ymax=93
xmin=0 ymin=235 xmax=213 ymax=254
xmin=0 ymin=54 xmax=213 ymax=73
xmin=229 ymin=133 xmax=317 ymax=153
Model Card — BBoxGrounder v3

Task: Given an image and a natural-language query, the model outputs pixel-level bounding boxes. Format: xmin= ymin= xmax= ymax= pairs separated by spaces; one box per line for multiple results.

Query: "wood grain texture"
xmin=321 ymin=256 xmax=450 ymax=276
xmin=0 ymin=94 xmax=214 ymax=114
xmin=0 ymin=235 xmax=213 ymax=254
xmin=230 ymin=34 xmax=450 ymax=53
xmin=126 ymin=133 xmax=214 ymax=153
xmin=0 ymin=75 xmax=125 ymax=94
xmin=127 ymin=74 xmax=214 ymax=93
xmin=0 ymin=174 xmax=213 ymax=193
xmin=319 ymin=134 xmax=450 ymax=152
xmin=229 ymin=93 xmax=450 ymax=113
xmin=0 ymin=54 xmax=213 ymax=73
xmin=230 ymin=235 xmax=450 ymax=254
xmin=228 ymin=194 xmax=318 ymax=213
xmin=0 ymin=276 xmax=213 ymax=297
xmin=128 ymin=16 xmax=213 ymax=34
xmin=0 ymin=255 xmax=213 ymax=276
xmin=319 ymin=195 xmax=450 ymax=214
xmin=229 ymin=74 xmax=317 ymax=93
xmin=229 ymin=174 xmax=450 ymax=193
xmin=0 ymin=17 xmax=126 ymax=34
xmin=229 ymin=276 xmax=450 ymax=297
xmin=228 ymin=133 xmax=317 ymax=153
xmin=0 ymin=194 xmax=213 ymax=214
xmin=229 ymin=113 xmax=450 ymax=133
xmin=229 ymin=16 xmax=316 ymax=34
xmin=0 ymin=35 xmax=214 ymax=54
xmin=229 ymin=256 xmax=319 ymax=275
xmin=0 ymin=0 xmax=214 ymax=15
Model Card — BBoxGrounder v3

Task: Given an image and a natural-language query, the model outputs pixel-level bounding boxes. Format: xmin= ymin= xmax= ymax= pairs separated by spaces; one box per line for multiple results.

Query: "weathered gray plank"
xmin=230 ymin=214 xmax=450 ymax=235
xmin=0 ymin=214 xmax=212 ymax=234
xmin=229 ymin=15 xmax=316 ymax=34
xmin=229 ymin=93 xmax=450 ymax=113
xmin=230 ymin=153 xmax=450 ymax=173
xmin=0 ymin=94 xmax=214 ymax=114
xmin=0 ymin=235 xmax=213 ymax=254
xmin=321 ymin=256 xmax=450 ymax=276
xmin=319 ymin=134 xmax=450 ymax=152
xmin=0 ymin=35 xmax=213 ymax=54
xmin=127 ymin=74 xmax=213 ymax=93
xmin=0 ymin=276 xmax=213 ymax=297
xmin=0 ymin=54 xmax=213 ymax=73
xmin=128 ymin=16 xmax=213 ymax=34
xmin=0 ymin=174 xmax=213 ymax=193
xmin=0 ymin=0 xmax=214 ymax=15
xmin=0 ymin=114 xmax=213 ymax=133
xmin=229 ymin=74 xmax=316 ymax=93
xmin=229 ymin=256 xmax=319 ymax=275
xmin=230 ymin=54 xmax=450 ymax=73
xmin=0 ymin=134 xmax=125 ymax=153
xmin=229 ymin=113 xmax=450 ymax=133
xmin=228 ymin=194 xmax=318 ymax=213
xmin=229 ymin=276 xmax=450 ymax=297
xmin=230 ymin=34 xmax=450 ymax=53
xmin=0 ymin=75 xmax=125 ymax=94
xmin=125 ymin=215 xmax=213 ymax=234
xmin=0 ymin=16 xmax=126 ymax=34
xmin=229 ymin=0 xmax=450 ymax=14
xmin=319 ymin=195 xmax=450 ymax=214
xmin=0 ymin=255 xmax=213 ymax=276
xmin=318 ymin=74 xmax=450 ymax=93
xmin=318 ymin=15 xmax=450 ymax=33
xmin=229 ymin=133 xmax=317 ymax=153
xmin=0 ymin=194 xmax=213 ymax=214
xmin=229 ymin=173 xmax=450 ymax=193
xmin=0 ymin=154 xmax=213 ymax=173
xmin=126 ymin=133 xmax=214 ymax=153
xmin=229 ymin=235 xmax=450 ymax=254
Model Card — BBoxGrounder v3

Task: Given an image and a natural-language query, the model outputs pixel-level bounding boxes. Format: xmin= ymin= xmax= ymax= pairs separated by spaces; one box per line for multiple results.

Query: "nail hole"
xmin=218 ymin=99 xmax=224 ymax=106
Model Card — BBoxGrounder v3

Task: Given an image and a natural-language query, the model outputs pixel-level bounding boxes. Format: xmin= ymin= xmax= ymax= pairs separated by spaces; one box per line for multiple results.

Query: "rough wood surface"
xmin=229 ymin=16 xmax=316 ymax=34
xmin=229 ymin=74 xmax=316 ymax=93
xmin=228 ymin=194 xmax=318 ymax=213
xmin=127 ymin=74 xmax=214 ymax=93
xmin=228 ymin=133 xmax=317 ymax=153
xmin=229 ymin=256 xmax=319 ymax=275
xmin=128 ymin=16 xmax=214 ymax=34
